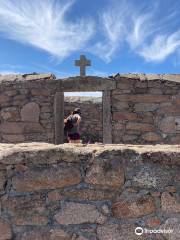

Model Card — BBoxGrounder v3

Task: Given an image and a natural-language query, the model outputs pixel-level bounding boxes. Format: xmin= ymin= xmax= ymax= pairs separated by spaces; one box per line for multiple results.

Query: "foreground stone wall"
xmin=112 ymin=75 xmax=180 ymax=144
xmin=64 ymin=96 xmax=102 ymax=143
xmin=0 ymin=74 xmax=55 ymax=143
xmin=0 ymin=143 xmax=180 ymax=239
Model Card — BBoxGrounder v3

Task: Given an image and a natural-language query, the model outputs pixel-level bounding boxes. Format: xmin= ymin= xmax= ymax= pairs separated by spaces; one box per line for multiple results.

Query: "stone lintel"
xmin=57 ymin=76 xmax=116 ymax=91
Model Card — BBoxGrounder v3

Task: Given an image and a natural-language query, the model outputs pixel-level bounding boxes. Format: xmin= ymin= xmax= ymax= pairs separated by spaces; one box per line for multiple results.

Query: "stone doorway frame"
xmin=54 ymin=76 xmax=116 ymax=144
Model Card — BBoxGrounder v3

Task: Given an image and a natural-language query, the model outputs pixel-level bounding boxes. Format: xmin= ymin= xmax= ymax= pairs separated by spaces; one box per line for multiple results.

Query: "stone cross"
xmin=75 ymin=55 xmax=91 ymax=76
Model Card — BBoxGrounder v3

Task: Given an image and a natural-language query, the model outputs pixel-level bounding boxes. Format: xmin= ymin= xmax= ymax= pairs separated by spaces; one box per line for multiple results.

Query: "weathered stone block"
xmin=12 ymin=215 xmax=48 ymax=226
xmin=172 ymin=95 xmax=180 ymax=104
xmin=13 ymin=94 xmax=27 ymax=101
xmin=111 ymin=101 xmax=129 ymax=110
xmin=48 ymin=190 xmax=63 ymax=202
xmin=161 ymin=192 xmax=180 ymax=213
xmin=49 ymin=229 xmax=71 ymax=240
xmin=19 ymin=228 xmax=71 ymax=240
xmin=0 ymin=122 xmax=44 ymax=134
xmin=170 ymin=135 xmax=180 ymax=143
xmin=161 ymin=218 xmax=180 ymax=240
xmin=97 ymin=223 xmax=144 ymax=240
xmin=31 ymin=88 xmax=51 ymax=96
xmin=55 ymin=202 xmax=105 ymax=225
xmin=139 ymin=113 xmax=154 ymax=124
xmin=5 ymin=90 xmax=17 ymax=97
xmin=113 ymin=94 xmax=171 ymax=103
xmin=0 ymin=94 xmax=9 ymax=104
xmin=116 ymin=82 xmax=134 ymax=90
xmin=0 ymin=122 xmax=24 ymax=134
xmin=126 ymin=122 xmax=154 ymax=132
xmin=85 ymin=159 xmax=124 ymax=188
xmin=135 ymin=87 xmax=148 ymax=94
xmin=2 ymin=194 xmax=46 ymax=218
xmin=12 ymin=166 xmax=81 ymax=192
xmin=132 ymin=165 xmax=172 ymax=189
xmin=113 ymin=112 xmax=138 ymax=121
xmin=165 ymin=186 xmax=177 ymax=193
xmin=134 ymin=103 xmax=159 ymax=112
xmin=18 ymin=229 xmax=48 ymax=240
xmin=159 ymin=105 xmax=180 ymax=115
xmin=112 ymin=196 xmax=156 ymax=219
xmin=0 ymin=107 xmax=19 ymax=121
xmin=160 ymin=117 xmax=176 ymax=133
xmin=146 ymin=216 xmax=161 ymax=228
xmin=41 ymin=106 xmax=52 ymax=113
xmin=21 ymin=102 xmax=40 ymax=122
xmin=62 ymin=188 xmax=115 ymax=201
xmin=112 ymin=122 xmax=124 ymax=130
xmin=142 ymin=132 xmax=162 ymax=142
xmin=25 ymin=73 xmax=54 ymax=80
xmin=135 ymin=80 xmax=148 ymax=88
xmin=2 ymin=134 xmax=25 ymax=143
xmin=148 ymin=88 xmax=163 ymax=94
xmin=122 ymin=134 xmax=138 ymax=142
xmin=0 ymin=218 xmax=12 ymax=240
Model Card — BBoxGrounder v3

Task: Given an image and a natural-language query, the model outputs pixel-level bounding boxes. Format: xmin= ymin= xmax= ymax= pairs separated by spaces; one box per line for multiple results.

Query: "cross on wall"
xmin=75 ymin=55 xmax=91 ymax=76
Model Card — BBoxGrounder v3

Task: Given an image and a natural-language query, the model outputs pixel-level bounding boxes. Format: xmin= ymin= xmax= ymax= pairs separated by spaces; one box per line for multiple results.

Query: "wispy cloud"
xmin=91 ymin=0 xmax=180 ymax=63
xmin=0 ymin=0 xmax=94 ymax=60
xmin=0 ymin=0 xmax=179 ymax=64
xmin=89 ymin=0 xmax=131 ymax=62
xmin=139 ymin=31 xmax=180 ymax=62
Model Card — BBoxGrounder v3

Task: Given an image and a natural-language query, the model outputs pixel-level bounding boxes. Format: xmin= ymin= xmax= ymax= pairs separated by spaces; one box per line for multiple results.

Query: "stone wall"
xmin=64 ymin=96 xmax=102 ymax=143
xmin=0 ymin=74 xmax=55 ymax=143
xmin=0 ymin=143 xmax=180 ymax=239
xmin=112 ymin=75 xmax=180 ymax=144
xmin=0 ymin=73 xmax=180 ymax=144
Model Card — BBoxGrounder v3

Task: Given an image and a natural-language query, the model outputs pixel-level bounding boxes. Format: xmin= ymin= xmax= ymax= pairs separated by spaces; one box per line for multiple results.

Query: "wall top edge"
xmin=0 ymin=142 xmax=180 ymax=165
xmin=0 ymin=73 xmax=180 ymax=84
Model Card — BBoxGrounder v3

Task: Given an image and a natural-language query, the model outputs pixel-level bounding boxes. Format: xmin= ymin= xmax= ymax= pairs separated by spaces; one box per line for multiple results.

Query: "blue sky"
xmin=0 ymin=0 xmax=179 ymax=80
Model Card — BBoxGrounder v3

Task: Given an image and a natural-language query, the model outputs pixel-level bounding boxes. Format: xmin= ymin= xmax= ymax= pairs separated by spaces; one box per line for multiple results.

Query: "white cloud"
xmin=89 ymin=0 xmax=131 ymax=62
xmin=0 ymin=0 xmax=95 ymax=60
xmin=127 ymin=13 xmax=155 ymax=49
xmin=0 ymin=0 xmax=179 ymax=64
xmin=139 ymin=31 xmax=180 ymax=62
xmin=90 ymin=0 xmax=180 ymax=63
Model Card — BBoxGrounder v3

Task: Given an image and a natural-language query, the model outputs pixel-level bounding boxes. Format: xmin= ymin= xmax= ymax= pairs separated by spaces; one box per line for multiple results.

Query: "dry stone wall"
xmin=0 ymin=143 xmax=180 ymax=239
xmin=0 ymin=74 xmax=55 ymax=143
xmin=64 ymin=96 xmax=102 ymax=143
xmin=112 ymin=74 xmax=180 ymax=144
xmin=0 ymin=73 xmax=180 ymax=144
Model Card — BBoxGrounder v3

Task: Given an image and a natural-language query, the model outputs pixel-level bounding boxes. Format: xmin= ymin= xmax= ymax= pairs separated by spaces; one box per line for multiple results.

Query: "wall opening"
xmin=64 ymin=92 xmax=102 ymax=143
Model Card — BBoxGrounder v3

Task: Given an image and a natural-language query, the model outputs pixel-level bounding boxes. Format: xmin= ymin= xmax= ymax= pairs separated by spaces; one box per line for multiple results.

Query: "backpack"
xmin=64 ymin=115 xmax=74 ymax=134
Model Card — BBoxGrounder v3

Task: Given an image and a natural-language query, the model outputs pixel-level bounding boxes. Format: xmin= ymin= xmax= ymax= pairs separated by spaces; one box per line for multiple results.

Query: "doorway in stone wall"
xmin=53 ymin=76 xmax=115 ymax=144
xmin=54 ymin=91 xmax=112 ymax=145
xmin=64 ymin=92 xmax=102 ymax=144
